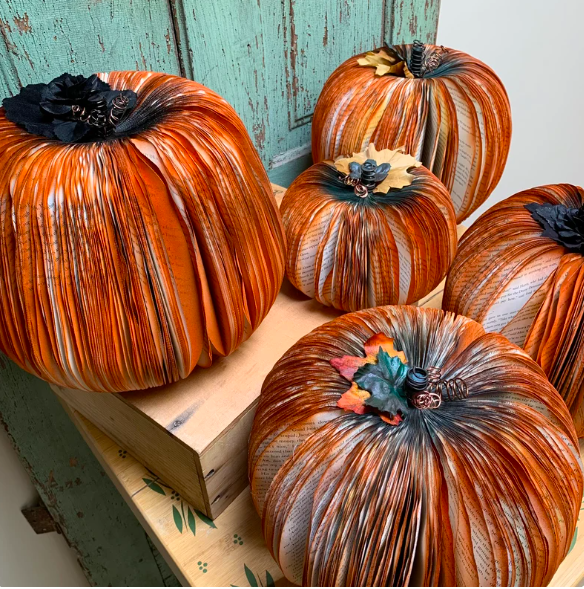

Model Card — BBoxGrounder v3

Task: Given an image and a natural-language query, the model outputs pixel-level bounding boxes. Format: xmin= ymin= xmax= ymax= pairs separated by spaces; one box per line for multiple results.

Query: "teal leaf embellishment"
xmin=173 ymin=505 xmax=183 ymax=533
xmin=142 ymin=478 xmax=165 ymax=495
xmin=354 ymin=348 xmax=409 ymax=419
xmin=265 ymin=570 xmax=275 ymax=587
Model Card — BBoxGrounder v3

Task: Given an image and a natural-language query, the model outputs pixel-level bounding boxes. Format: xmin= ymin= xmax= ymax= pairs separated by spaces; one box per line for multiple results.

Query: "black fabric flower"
xmin=526 ymin=202 xmax=584 ymax=254
xmin=2 ymin=73 xmax=137 ymax=143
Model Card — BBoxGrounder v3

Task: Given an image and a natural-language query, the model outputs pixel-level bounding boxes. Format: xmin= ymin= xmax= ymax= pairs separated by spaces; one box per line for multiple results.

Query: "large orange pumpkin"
xmin=249 ymin=305 xmax=582 ymax=586
xmin=0 ymin=71 xmax=285 ymax=392
xmin=312 ymin=42 xmax=512 ymax=222
xmin=281 ymin=144 xmax=457 ymax=312
xmin=444 ymin=184 xmax=584 ymax=436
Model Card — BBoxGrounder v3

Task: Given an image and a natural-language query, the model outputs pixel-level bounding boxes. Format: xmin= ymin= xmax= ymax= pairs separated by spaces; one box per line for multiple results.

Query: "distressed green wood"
xmin=386 ymin=0 xmax=441 ymax=44
xmin=0 ymin=0 xmax=440 ymax=170
xmin=0 ymin=0 xmax=181 ymax=97
xmin=0 ymin=353 xmax=181 ymax=586
xmin=173 ymin=0 xmax=387 ymax=169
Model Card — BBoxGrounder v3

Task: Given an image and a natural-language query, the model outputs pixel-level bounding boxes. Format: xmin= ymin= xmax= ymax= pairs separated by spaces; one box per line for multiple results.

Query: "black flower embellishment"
xmin=2 ymin=73 xmax=137 ymax=143
xmin=526 ymin=202 xmax=584 ymax=254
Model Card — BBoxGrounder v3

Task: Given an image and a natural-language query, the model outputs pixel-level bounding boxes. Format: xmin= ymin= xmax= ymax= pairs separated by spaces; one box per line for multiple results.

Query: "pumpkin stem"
xmin=409 ymin=40 xmax=425 ymax=78
xmin=406 ymin=366 xmax=468 ymax=410
xmin=343 ymin=158 xmax=391 ymax=197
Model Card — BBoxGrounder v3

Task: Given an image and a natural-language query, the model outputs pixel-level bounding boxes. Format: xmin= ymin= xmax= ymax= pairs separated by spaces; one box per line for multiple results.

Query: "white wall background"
xmin=437 ymin=0 xmax=584 ymax=224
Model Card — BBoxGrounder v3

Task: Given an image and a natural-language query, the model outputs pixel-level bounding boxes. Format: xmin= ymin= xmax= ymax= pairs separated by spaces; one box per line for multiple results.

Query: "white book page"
xmin=317 ymin=212 xmax=341 ymax=301
xmin=251 ymin=411 xmax=339 ymax=515
xmin=295 ymin=208 xmax=333 ymax=298
xmin=483 ymin=250 xmax=562 ymax=333
xmin=386 ymin=209 xmax=412 ymax=304
xmin=443 ymin=80 xmax=478 ymax=214
xmin=501 ymin=276 xmax=553 ymax=346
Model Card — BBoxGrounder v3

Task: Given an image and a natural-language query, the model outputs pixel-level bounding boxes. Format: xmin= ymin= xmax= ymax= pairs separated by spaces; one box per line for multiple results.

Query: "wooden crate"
xmin=51 ymin=186 xmax=345 ymax=518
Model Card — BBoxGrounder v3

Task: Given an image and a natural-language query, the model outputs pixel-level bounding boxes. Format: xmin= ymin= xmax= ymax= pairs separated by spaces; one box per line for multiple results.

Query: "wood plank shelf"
xmin=69 ymin=413 xmax=583 ymax=588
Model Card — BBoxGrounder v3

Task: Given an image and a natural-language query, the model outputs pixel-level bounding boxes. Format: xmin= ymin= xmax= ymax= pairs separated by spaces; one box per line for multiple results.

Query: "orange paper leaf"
xmin=331 ymin=333 xmax=406 ymax=381
xmin=337 ymin=382 xmax=370 ymax=414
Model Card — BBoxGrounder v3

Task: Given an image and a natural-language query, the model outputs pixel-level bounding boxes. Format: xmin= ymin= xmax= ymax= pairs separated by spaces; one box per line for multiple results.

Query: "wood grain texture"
xmin=0 ymin=352 xmax=180 ymax=586
xmin=0 ymin=0 xmax=181 ymax=96
xmin=387 ymin=0 xmax=441 ymax=44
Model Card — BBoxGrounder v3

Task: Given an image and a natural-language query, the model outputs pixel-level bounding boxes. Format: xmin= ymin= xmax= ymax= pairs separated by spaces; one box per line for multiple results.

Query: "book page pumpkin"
xmin=249 ymin=305 xmax=583 ymax=587
xmin=281 ymin=145 xmax=457 ymax=312
xmin=0 ymin=71 xmax=285 ymax=392
xmin=444 ymin=184 xmax=584 ymax=436
xmin=312 ymin=42 xmax=512 ymax=222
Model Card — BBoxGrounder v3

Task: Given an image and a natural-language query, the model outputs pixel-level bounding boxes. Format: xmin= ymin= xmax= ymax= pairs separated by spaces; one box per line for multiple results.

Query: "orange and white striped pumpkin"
xmin=0 ymin=71 xmax=285 ymax=392
xmin=249 ymin=305 xmax=582 ymax=586
xmin=444 ymin=184 xmax=584 ymax=436
xmin=312 ymin=43 xmax=511 ymax=222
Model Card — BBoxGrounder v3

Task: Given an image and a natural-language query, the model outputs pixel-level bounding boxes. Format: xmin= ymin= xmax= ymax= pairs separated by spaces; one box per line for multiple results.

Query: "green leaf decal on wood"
xmin=265 ymin=570 xmax=275 ymax=587
xmin=187 ymin=507 xmax=196 ymax=536
xmin=172 ymin=505 xmax=183 ymax=533
xmin=142 ymin=478 xmax=166 ymax=495
xmin=196 ymin=509 xmax=217 ymax=529
xmin=244 ymin=565 xmax=258 ymax=587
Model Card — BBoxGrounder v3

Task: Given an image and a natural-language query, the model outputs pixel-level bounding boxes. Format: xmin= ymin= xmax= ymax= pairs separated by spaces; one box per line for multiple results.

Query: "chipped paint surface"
xmin=0 ymin=0 xmax=181 ymax=98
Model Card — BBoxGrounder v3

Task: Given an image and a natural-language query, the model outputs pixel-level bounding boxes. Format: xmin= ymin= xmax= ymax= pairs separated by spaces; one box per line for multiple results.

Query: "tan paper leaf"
xmin=357 ymin=49 xmax=413 ymax=78
xmin=333 ymin=143 xmax=421 ymax=191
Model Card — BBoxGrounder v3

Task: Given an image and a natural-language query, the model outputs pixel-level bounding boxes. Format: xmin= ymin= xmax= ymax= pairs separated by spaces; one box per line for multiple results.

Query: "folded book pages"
xmin=281 ymin=144 xmax=457 ymax=312
xmin=0 ymin=71 xmax=285 ymax=392
xmin=312 ymin=42 xmax=512 ymax=222
xmin=443 ymin=184 xmax=584 ymax=437
xmin=249 ymin=305 xmax=583 ymax=586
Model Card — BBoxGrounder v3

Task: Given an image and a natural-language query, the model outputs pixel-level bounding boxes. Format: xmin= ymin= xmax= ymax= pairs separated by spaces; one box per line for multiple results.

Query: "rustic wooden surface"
xmin=0 ymin=0 xmax=440 ymax=169
xmin=61 ymin=285 xmax=584 ymax=588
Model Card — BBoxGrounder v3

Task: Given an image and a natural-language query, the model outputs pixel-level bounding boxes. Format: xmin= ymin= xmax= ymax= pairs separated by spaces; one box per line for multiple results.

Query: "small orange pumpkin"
xmin=0 ymin=71 xmax=286 ymax=392
xmin=281 ymin=144 xmax=457 ymax=312
xmin=312 ymin=42 xmax=511 ymax=222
